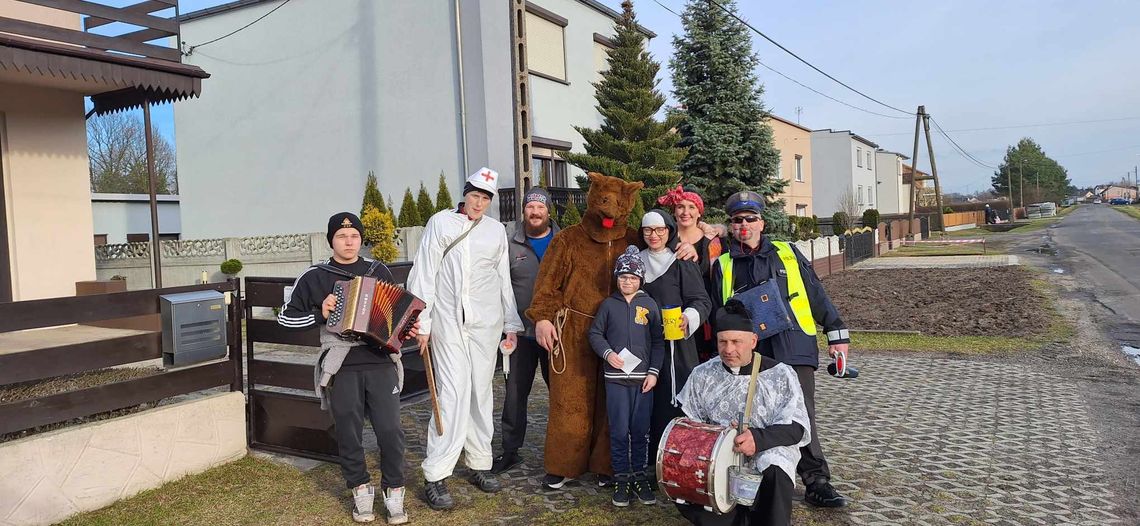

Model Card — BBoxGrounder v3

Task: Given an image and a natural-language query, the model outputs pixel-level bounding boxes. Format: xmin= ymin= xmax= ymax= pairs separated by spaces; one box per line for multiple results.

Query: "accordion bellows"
xmin=326 ymin=276 xmax=426 ymax=353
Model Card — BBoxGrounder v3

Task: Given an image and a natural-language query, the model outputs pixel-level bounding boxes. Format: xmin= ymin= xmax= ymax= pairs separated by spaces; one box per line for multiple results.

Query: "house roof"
xmin=876 ymin=149 xmax=910 ymax=160
xmin=181 ymin=0 xmax=658 ymax=38
xmin=811 ymin=128 xmax=879 ymax=148
xmin=767 ymin=114 xmax=811 ymax=133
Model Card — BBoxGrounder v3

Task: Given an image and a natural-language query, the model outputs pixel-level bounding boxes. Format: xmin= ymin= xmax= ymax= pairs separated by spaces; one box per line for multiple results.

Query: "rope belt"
xmin=550 ymin=306 xmax=594 ymax=375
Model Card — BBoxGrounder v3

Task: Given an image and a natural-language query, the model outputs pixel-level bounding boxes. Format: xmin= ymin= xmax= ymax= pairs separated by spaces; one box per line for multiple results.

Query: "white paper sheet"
xmin=618 ymin=348 xmax=641 ymax=374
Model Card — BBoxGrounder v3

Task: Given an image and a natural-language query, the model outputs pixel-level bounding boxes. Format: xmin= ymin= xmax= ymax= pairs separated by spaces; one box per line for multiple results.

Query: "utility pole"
xmin=1018 ymin=159 xmax=1024 ymax=210
xmin=1006 ymin=166 xmax=1014 ymax=220
xmin=906 ymin=107 xmax=922 ymax=229
xmin=920 ymin=108 xmax=945 ymax=231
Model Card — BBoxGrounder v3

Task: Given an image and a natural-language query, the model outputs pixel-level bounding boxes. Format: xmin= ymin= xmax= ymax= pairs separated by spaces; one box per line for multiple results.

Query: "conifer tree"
xmin=560 ymin=0 xmax=686 ymax=209
xmin=397 ymin=188 xmax=421 ymax=227
xmin=671 ymin=0 xmax=789 ymax=233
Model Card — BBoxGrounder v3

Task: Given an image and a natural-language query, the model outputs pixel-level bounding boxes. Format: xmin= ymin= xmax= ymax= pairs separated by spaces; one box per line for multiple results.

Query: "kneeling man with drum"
xmin=665 ymin=299 xmax=810 ymax=526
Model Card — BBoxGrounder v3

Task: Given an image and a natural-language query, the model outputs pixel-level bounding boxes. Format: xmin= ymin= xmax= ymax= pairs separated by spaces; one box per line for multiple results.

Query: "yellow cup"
xmin=662 ymin=306 xmax=684 ymax=341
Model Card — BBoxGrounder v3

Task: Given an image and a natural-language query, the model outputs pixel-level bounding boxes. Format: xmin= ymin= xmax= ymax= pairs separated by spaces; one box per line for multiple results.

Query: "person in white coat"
xmin=407 ymin=167 xmax=523 ymax=510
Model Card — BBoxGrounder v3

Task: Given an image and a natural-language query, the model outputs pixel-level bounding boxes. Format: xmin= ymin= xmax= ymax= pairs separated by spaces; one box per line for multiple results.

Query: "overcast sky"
xmin=142 ymin=0 xmax=1140 ymax=193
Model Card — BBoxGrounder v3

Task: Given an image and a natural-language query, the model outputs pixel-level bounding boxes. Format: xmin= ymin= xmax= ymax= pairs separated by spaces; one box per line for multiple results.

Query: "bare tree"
xmin=88 ymin=112 xmax=177 ymax=194
xmin=836 ymin=187 xmax=860 ymax=219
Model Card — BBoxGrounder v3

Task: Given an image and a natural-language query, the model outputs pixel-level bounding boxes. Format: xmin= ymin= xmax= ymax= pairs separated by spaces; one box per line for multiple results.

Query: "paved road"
xmin=1047 ymin=205 xmax=1140 ymax=348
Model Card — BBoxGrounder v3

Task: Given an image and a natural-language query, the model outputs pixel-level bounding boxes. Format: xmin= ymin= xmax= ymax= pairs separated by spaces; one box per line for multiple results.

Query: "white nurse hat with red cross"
xmin=466 ymin=167 xmax=499 ymax=196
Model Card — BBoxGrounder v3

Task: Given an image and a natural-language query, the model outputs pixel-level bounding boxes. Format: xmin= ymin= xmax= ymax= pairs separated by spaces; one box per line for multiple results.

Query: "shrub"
xmin=361 ymin=171 xmax=386 ymax=216
xmin=361 ymin=205 xmax=398 ymax=263
xmin=220 ymin=259 xmax=243 ymax=275
xmin=832 ymin=211 xmax=851 ymax=233
xmin=434 ymin=171 xmax=452 ymax=212
xmin=943 ymin=206 xmax=955 ymax=214
xmin=793 ymin=216 xmax=819 ymax=241
xmin=561 ymin=200 xmax=582 ymax=227
xmin=861 ymin=208 xmax=880 ymax=229
xmin=416 ymin=183 xmax=435 ymax=222
xmin=397 ymin=188 xmax=421 ymax=227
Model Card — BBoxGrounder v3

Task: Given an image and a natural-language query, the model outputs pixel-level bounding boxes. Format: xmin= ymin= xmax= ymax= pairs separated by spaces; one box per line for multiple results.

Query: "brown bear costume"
xmin=527 ymin=172 xmax=644 ymax=479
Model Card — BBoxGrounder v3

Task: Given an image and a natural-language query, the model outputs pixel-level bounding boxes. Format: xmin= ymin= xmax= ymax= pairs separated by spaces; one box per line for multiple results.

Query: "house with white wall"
xmin=174 ymin=0 xmax=652 ymax=238
xmin=0 ymin=0 xmax=206 ymax=300
xmin=810 ymin=129 xmax=879 ymax=217
xmin=91 ymin=194 xmax=182 ymax=245
xmin=874 ymin=150 xmax=910 ymax=214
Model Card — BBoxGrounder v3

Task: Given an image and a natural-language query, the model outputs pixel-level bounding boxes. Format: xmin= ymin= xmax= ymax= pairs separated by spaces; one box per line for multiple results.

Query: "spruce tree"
xmin=417 ymin=183 xmax=435 ymax=222
xmin=434 ymin=171 xmax=453 ymax=212
xmin=361 ymin=171 xmax=386 ymax=216
xmin=671 ymin=0 xmax=789 ymax=234
xmin=628 ymin=191 xmax=646 ymax=229
xmin=560 ymin=1 xmax=686 ymax=209
xmin=397 ymin=188 xmax=421 ymax=228
xmin=991 ymin=138 xmax=1071 ymax=206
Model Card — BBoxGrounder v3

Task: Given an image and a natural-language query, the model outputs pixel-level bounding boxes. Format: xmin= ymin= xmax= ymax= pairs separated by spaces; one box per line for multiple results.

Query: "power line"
xmin=705 ymin=0 xmax=914 ymax=117
xmin=871 ymin=115 xmax=1140 ymax=137
xmin=930 ymin=117 xmax=999 ymax=169
xmin=650 ymin=0 xmax=909 ymax=120
xmin=184 ymin=0 xmax=294 ymax=55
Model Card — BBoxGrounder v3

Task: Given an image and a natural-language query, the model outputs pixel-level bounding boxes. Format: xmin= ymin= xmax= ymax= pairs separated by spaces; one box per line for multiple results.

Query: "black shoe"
xmin=424 ymin=479 xmax=454 ymax=510
xmin=491 ymin=452 xmax=523 ymax=475
xmin=611 ymin=476 xmax=632 ymax=507
xmin=471 ymin=470 xmax=502 ymax=493
xmin=804 ymin=481 xmax=848 ymax=508
xmin=633 ymin=476 xmax=656 ymax=505
xmin=596 ymin=474 xmax=613 ymax=488
xmin=542 ymin=474 xmax=572 ymax=490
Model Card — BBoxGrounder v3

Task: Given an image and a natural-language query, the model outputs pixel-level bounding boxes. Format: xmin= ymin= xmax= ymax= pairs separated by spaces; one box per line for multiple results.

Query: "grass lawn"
xmin=821 ymin=274 xmax=1073 ymax=355
xmin=1112 ymin=205 xmax=1140 ymax=221
xmin=880 ymin=243 xmax=988 ymax=257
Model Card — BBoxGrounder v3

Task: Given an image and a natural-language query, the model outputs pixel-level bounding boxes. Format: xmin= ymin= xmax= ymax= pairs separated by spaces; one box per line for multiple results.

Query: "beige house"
xmin=0 ymin=0 xmax=207 ymax=301
xmin=767 ymin=114 xmax=813 ymax=217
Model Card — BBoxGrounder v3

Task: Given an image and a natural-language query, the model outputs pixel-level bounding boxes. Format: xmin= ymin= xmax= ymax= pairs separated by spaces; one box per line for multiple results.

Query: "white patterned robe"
xmin=676 ymin=357 xmax=811 ymax=484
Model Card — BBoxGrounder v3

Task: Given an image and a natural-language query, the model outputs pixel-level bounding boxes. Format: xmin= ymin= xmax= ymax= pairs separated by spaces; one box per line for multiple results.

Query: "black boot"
xmin=424 ymin=479 xmax=455 ymax=510
xmin=633 ymin=472 xmax=656 ymax=505
xmin=611 ymin=474 xmax=632 ymax=507
xmin=805 ymin=480 xmax=848 ymax=508
xmin=491 ymin=451 xmax=523 ymax=475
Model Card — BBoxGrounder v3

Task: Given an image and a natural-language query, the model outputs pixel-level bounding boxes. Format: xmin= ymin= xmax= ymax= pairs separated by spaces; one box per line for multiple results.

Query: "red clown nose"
xmin=601 ymin=217 xmax=615 ymax=229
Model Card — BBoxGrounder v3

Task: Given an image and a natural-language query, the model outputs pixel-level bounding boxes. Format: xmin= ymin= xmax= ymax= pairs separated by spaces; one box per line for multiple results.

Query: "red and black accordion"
xmin=326 ymin=276 xmax=425 ymax=353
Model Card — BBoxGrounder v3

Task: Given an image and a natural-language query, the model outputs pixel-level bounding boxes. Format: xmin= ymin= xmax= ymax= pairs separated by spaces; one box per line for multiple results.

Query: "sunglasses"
xmin=641 ymin=227 xmax=669 ymax=236
xmin=729 ymin=215 xmax=762 ymax=224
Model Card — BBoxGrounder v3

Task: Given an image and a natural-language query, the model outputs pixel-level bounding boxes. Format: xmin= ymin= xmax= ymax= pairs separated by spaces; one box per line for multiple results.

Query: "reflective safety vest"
xmin=717 ymin=241 xmax=817 ymax=336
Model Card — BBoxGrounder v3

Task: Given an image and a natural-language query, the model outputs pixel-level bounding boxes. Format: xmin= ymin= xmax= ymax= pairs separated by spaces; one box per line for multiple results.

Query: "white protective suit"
xmin=407 ymin=209 xmax=524 ymax=482
xmin=677 ymin=357 xmax=812 ymax=484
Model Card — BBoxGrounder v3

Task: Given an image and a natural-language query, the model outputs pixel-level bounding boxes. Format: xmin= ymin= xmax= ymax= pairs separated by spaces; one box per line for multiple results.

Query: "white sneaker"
xmin=352 ymin=484 xmax=376 ymax=523
xmin=384 ymin=486 xmax=408 ymax=525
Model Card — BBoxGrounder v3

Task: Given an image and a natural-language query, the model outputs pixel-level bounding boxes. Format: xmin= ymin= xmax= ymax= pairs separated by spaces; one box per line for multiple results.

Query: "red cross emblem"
xmin=481 ymin=170 xmax=494 ymax=182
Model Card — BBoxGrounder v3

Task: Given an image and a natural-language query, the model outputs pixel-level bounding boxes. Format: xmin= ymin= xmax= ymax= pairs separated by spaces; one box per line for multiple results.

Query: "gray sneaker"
xmin=351 ymin=484 xmax=376 ymax=523
xmin=383 ymin=486 xmax=408 ymax=525
xmin=472 ymin=470 xmax=502 ymax=493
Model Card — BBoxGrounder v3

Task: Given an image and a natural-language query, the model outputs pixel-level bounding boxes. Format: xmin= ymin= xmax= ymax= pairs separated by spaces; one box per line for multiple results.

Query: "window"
xmin=532 ymin=156 xmax=569 ymax=187
xmin=794 ymin=155 xmax=804 ymax=182
xmin=796 ymin=204 xmax=807 ymax=217
xmin=126 ymin=233 xmax=149 ymax=243
xmin=856 ymin=147 xmax=863 ymax=167
xmin=593 ymin=33 xmax=613 ymax=82
xmin=777 ymin=157 xmax=783 ymax=181
xmin=866 ymin=152 xmax=872 ymax=170
xmin=867 ymin=187 xmax=874 ymax=206
xmin=856 ymin=185 xmax=864 ymax=205
xmin=525 ymin=6 xmax=567 ymax=82
xmin=93 ymin=234 xmax=107 ymax=246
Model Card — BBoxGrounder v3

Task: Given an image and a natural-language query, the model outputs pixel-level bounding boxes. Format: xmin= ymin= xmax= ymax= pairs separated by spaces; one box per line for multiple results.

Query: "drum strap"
xmin=741 ymin=353 xmax=762 ymax=434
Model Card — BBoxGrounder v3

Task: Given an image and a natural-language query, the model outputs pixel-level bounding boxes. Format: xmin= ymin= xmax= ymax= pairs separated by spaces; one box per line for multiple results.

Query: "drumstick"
xmin=423 ymin=342 xmax=445 ymax=436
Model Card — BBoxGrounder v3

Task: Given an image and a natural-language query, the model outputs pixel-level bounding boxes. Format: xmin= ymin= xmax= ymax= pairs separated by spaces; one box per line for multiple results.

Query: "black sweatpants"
xmin=499 ymin=336 xmax=549 ymax=454
xmin=675 ymin=466 xmax=794 ymax=526
xmin=793 ymin=365 xmax=831 ymax=487
xmin=328 ymin=365 xmax=406 ymax=490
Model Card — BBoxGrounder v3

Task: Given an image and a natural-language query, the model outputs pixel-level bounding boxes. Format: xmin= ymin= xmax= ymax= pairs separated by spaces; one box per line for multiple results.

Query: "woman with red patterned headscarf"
xmin=657 ymin=186 xmax=722 ymax=277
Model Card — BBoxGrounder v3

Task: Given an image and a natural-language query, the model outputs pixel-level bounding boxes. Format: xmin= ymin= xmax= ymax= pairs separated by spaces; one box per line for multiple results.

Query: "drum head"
xmin=710 ymin=426 xmax=739 ymax=513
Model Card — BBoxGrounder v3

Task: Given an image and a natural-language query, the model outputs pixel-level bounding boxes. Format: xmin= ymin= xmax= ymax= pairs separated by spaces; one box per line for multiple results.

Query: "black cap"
xmin=716 ymin=299 xmax=755 ymax=334
xmin=327 ymin=212 xmax=364 ymax=246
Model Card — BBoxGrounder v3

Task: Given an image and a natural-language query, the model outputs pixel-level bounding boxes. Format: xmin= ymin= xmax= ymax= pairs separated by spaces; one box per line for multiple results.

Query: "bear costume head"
xmin=582 ymin=172 xmax=644 ymax=243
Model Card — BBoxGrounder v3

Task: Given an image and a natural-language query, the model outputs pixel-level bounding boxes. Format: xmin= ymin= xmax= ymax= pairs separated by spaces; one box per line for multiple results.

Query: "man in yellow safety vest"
xmin=708 ymin=190 xmax=851 ymax=509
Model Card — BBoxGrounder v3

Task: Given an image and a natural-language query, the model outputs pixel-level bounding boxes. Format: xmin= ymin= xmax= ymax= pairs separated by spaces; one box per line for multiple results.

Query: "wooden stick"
xmin=423 ymin=343 xmax=444 ymax=436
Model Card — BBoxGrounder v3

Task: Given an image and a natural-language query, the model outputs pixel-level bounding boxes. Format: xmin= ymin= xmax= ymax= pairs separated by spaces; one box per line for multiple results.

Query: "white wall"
xmin=91 ymin=195 xmax=181 ymax=244
xmin=176 ymin=0 xmax=482 ymax=238
xmin=527 ymin=0 xmax=634 ymax=188
xmin=0 ymin=84 xmax=95 ymax=300
xmin=810 ymin=130 xmax=876 ymax=217
xmin=874 ymin=152 xmax=908 ymax=214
